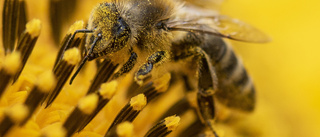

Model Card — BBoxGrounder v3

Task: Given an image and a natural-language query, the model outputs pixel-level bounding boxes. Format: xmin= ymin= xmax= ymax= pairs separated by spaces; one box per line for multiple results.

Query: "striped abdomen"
xmin=201 ymin=35 xmax=255 ymax=112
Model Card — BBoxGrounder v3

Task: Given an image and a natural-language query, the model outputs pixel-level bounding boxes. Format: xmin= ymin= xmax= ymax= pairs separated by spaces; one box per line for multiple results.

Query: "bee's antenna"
xmin=69 ymin=34 xmax=102 ymax=85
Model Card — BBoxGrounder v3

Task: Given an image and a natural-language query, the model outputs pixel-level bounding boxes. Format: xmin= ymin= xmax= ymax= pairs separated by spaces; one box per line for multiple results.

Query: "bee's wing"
xmin=168 ymin=15 xmax=271 ymax=43
xmin=177 ymin=0 xmax=223 ymax=10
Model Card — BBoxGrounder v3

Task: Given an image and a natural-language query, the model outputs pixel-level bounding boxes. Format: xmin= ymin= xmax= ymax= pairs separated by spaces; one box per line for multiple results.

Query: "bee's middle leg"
xmin=193 ymin=47 xmax=219 ymax=136
xmin=174 ymin=47 xmax=219 ymax=136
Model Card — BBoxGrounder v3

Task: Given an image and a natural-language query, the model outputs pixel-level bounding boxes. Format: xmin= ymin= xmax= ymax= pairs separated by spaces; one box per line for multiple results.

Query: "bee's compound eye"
xmin=114 ymin=17 xmax=130 ymax=37
xmin=156 ymin=22 xmax=167 ymax=30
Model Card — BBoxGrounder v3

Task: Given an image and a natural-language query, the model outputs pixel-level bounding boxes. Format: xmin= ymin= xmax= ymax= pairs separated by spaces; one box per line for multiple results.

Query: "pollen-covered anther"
xmin=67 ymin=20 xmax=84 ymax=35
xmin=63 ymin=47 xmax=81 ymax=65
xmin=2 ymin=51 xmax=21 ymax=75
xmin=106 ymin=94 xmax=147 ymax=135
xmin=144 ymin=115 xmax=180 ymax=137
xmin=4 ymin=104 xmax=29 ymax=124
xmin=36 ymin=71 xmax=56 ymax=93
xmin=99 ymin=80 xmax=118 ymax=99
xmin=0 ymin=52 xmax=21 ymax=97
xmin=130 ymin=94 xmax=147 ymax=110
xmin=41 ymin=122 xmax=67 ymax=137
xmin=78 ymin=93 xmax=99 ymax=115
xmin=105 ymin=121 xmax=134 ymax=137
xmin=0 ymin=104 xmax=29 ymax=136
xmin=26 ymin=19 xmax=41 ymax=38
xmin=164 ymin=115 xmax=180 ymax=131
xmin=116 ymin=122 xmax=134 ymax=137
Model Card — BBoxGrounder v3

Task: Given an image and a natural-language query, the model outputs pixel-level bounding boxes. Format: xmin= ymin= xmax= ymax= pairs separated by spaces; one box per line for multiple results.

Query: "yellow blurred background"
xmin=221 ymin=0 xmax=320 ymax=137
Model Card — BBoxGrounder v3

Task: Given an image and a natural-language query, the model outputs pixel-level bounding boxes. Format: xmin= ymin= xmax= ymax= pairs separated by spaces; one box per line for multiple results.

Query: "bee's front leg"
xmin=134 ymin=51 xmax=168 ymax=84
xmin=112 ymin=52 xmax=138 ymax=79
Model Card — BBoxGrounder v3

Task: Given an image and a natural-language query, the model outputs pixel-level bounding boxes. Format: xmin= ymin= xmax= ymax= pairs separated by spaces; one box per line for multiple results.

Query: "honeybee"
xmin=68 ymin=0 xmax=269 ymax=136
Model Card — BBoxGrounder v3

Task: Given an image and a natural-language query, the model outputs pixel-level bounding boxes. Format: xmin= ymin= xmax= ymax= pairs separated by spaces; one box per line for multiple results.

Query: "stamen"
xmin=99 ymin=80 xmax=118 ymax=99
xmin=130 ymin=94 xmax=147 ymax=110
xmin=64 ymin=81 xmax=118 ymax=135
xmin=0 ymin=104 xmax=29 ymax=136
xmin=0 ymin=51 xmax=21 ymax=97
xmin=12 ymin=19 xmax=42 ymax=83
xmin=105 ymin=122 xmax=134 ymax=137
xmin=22 ymin=71 xmax=56 ymax=125
xmin=63 ymin=94 xmax=99 ymax=137
xmin=25 ymin=19 xmax=41 ymax=37
xmin=5 ymin=104 xmax=29 ymax=123
xmin=76 ymin=81 xmax=118 ymax=132
xmin=78 ymin=94 xmax=99 ymax=115
xmin=106 ymin=94 xmax=147 ymax=135
xmin=144 ymin=115 xmax=180 ymax=137
xmin=116 ymin=122 xmax=134 ymax=137
xmin=41 ymin=122 xmax=66 ymax=137
xmin=45 ymin=48 xmax=80 ymax=107
xmin=2 ymin=51 xmax=21 ymax=75
xmin=165 ymin=115 xmax=180 ymax=132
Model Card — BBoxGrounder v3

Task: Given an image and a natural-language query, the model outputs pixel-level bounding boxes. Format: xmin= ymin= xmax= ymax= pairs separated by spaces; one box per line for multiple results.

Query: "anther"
xmin=22 ymin=71 xmax=56 ymax=125
xmin=0 ymin=104 xmax=29 ymax=136
xmin=144 ymin=115 xmax=180 ymax=137
xmin=41 ymin=122 xmax=67 ymax=137
xmin=0 ymin=51 xmax=21 ymax=97
xmin=105 ymin=122 xmax=134 ymax=137
xmin=63 ymin=94 xmax=99 ymax=137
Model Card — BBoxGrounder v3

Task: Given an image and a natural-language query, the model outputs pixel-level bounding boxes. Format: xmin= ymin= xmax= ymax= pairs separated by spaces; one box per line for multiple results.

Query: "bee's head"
xmin=70 ymin=3 xmax=131 ymax=84
xmin=86 ymin=2 xmax=131 ymax=60
xmin=70 ymin=0 xmax=176 ymax=84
